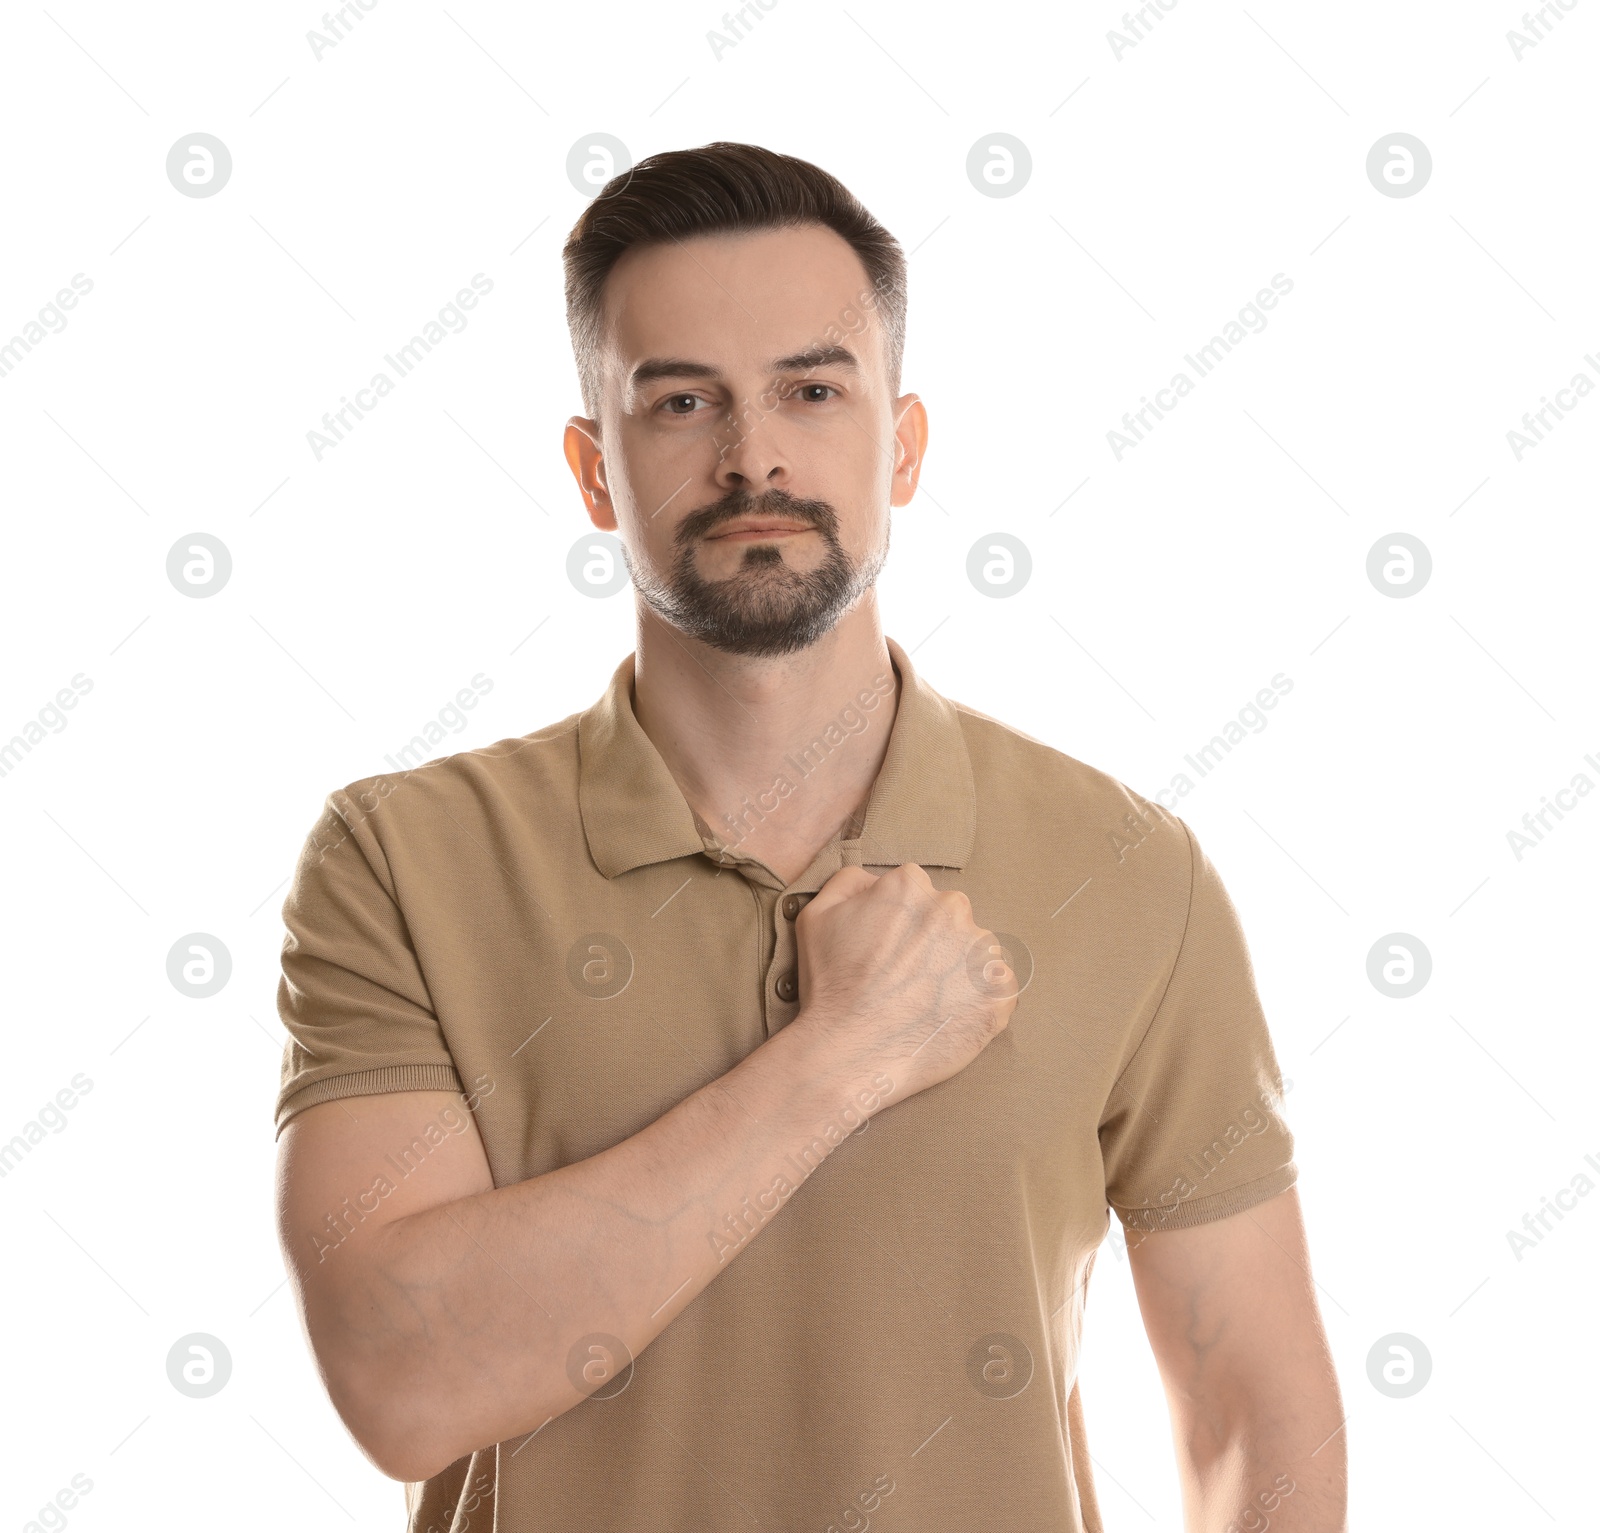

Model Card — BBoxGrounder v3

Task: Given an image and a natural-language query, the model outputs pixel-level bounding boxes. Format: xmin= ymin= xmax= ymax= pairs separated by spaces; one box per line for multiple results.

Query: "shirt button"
xmin=775 ymin=970 xmax=799 ymax=1002
xmin=781 ymin=893 xmax=811 ymax=920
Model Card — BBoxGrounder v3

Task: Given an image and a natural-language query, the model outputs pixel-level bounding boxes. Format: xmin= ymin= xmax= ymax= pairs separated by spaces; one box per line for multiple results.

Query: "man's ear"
xmin=889 ymin=394 xmax=928 ymax=509
xmin=563 ymin=417 xmax=617 ymax=530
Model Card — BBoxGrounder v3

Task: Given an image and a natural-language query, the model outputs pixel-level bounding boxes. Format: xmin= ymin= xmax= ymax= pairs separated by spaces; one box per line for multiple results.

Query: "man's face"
xmin=564 ymin=223 xmax=925 ymax=657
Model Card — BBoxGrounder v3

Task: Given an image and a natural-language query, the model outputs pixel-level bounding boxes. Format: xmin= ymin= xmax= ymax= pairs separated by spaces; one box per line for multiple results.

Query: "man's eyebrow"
xmin=629 ymin=357 xmax=718 ymax=387
xmin=770 ymin=344 xmax=861 ymax=375
xmin=628 ymin=345 xmax=862 ymax=389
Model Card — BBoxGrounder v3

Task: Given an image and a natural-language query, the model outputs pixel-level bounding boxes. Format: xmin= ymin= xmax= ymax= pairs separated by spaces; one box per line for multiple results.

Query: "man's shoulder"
xmin=948 ymin=697 xmax=1193 ymax=881
xmin=950 ymin=696 xmax=1169 ymax=818
xmin=324 ymin=711 xmax=585 ymax=833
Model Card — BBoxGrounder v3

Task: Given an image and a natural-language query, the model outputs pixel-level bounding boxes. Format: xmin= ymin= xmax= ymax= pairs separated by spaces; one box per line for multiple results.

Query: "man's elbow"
xmin=369 ymin=1436 xmax=457 ymax=1487
xmin=331 ymin=1357 xmax=574 ymax=1484
xmin=332 ymin=1371 xmax=456 ymax=1484
xmin=357 ymin=1429 xmax=436 ymax=1486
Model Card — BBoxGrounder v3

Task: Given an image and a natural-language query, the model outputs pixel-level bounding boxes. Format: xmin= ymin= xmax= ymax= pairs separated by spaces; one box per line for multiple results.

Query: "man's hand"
xmin=1127 ymin=1187 xmax=1348 ymax=1531
xmin=790 ymin=862 xmax=1017 ymax=1101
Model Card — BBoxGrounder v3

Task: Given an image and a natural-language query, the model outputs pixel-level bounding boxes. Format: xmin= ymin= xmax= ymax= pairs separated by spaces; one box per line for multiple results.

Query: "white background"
xmin=2 ymin=1 xmax=1596 ymax=1528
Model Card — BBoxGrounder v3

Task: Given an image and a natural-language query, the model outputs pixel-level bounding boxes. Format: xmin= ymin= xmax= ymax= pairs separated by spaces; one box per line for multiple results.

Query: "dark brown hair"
xmin=562 ymin=141 xmax=907 ymax=419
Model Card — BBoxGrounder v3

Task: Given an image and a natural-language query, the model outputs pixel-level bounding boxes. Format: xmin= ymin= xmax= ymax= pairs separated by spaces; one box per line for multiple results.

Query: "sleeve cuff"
xmin=1111 ymin=1162 xmax=1298 ymax=1235
xmin=275 ymin=1062 xmax=465 ymax=1138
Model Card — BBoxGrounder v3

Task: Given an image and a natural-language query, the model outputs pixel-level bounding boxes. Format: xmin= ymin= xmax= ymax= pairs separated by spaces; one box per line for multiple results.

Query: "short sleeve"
xmin=1100 ymin=818 xmax=1297 ymax=1234
xmin=273 ymin=788 xmax=463 ymax=1138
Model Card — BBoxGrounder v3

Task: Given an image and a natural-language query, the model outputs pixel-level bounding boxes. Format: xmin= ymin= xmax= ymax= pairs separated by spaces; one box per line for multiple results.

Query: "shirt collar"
xmin=577 ymin=635 xmax=976 ymax=884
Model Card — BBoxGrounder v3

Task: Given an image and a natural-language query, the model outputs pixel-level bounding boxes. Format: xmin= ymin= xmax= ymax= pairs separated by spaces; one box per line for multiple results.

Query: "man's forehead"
xmin=599 ymin=225 xmax=883 ymax=381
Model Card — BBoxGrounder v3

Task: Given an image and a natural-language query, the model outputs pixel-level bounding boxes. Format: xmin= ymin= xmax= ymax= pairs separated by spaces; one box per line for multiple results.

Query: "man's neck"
xmin=630 ymin=600 xmax=900 ymax=885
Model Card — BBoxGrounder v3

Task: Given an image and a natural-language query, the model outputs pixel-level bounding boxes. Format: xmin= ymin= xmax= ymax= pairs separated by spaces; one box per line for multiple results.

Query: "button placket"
xmin=770 ymin=888 xmax=815 ymax=1013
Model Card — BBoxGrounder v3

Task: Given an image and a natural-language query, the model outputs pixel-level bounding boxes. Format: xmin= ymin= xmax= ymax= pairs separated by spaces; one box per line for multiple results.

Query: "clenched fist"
xmin=790 ymin=862 xmax=1017 ymax=1107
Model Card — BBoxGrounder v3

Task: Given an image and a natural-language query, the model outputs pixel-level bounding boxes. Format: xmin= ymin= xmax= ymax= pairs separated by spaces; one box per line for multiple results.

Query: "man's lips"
xmin=706 ymin=519 xmax=815 ymax=541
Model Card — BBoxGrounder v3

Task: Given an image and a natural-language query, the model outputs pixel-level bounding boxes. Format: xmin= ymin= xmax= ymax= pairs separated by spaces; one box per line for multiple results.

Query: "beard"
xmin=623 ymin=486 xmax=884 ymax=658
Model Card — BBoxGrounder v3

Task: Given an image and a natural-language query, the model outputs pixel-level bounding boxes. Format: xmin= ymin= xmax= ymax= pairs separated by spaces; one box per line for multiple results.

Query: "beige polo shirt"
xmin=274 ymin=634 xmax=1297 ymax=1533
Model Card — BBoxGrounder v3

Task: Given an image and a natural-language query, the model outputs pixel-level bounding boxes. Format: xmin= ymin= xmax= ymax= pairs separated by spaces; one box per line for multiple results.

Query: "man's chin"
xmin=670 ymin=591 xmax=848 ymax=657
xmin=692 ymin=608 xmax=836 ymax=657
xmin=632 ymin=540 xmax=870 ymax=657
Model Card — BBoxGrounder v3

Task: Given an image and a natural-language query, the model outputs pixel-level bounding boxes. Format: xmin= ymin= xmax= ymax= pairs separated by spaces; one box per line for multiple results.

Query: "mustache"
xmin=675 ymin=487 xmax=840 ymax=546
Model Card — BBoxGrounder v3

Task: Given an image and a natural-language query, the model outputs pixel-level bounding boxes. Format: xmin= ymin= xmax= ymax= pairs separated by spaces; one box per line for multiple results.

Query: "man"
xmin=274 ymin=141 xmax=1346 ymax=1532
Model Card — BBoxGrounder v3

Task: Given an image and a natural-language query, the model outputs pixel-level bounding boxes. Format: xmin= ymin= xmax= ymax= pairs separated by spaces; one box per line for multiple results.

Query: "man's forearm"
xmin=334 ymin=1018 xmax=892 ymax=1481
xmin=1128 ymin=1189 xmax=1347 ymax=1532
xmin=1177 ymin=1387 xmax=1348 ymax=1532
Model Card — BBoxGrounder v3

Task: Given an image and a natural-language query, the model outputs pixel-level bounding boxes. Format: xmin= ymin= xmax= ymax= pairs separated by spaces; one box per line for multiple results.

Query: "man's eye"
xmin=797 ymin=384 xmax=838 ymax=403
xmin=662 ymin=393 xmax=705 ymax=416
